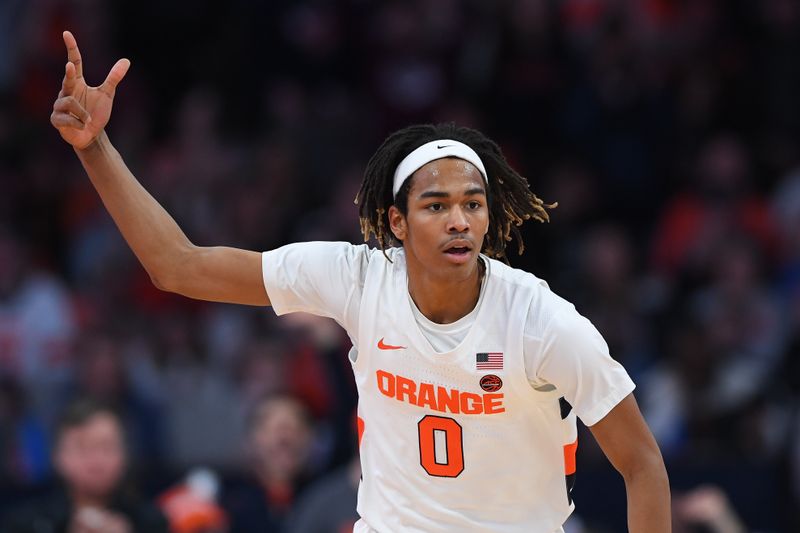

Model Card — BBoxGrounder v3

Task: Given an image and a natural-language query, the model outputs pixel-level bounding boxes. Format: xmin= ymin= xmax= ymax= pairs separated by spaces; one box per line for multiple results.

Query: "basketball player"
xmin=50 ymin=31 xmax=670 ymax=532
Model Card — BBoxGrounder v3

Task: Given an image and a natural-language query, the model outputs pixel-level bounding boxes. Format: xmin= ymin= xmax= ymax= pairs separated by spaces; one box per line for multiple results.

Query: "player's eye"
xmin=467 ymin=201 xmax=481 ymax=210
xmin=428 ymin=203 xmax=443 ymax=212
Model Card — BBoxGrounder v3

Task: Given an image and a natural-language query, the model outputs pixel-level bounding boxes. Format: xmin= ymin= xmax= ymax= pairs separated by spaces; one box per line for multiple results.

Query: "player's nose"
xmin=447 ymin=206 xmax=470 ymax=233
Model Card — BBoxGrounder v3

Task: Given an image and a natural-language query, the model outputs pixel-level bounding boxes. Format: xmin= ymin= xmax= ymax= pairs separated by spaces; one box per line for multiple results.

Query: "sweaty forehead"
xmin=409 ymin=158 xmax=486 ymax=194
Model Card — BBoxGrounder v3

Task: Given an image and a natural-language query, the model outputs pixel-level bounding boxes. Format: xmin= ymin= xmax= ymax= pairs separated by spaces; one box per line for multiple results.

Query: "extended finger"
xmin=61 ymin=61 xmax=77 ymax=97
xmin=99 ymin=58 xmax=130 ymax=97
xmin=53 ymin=96 xmax=91 ymax=124
xmin=62 ymin=30 xmax=84 ymax=79
xmin=51 ymin=110 xmax=86 ymax=130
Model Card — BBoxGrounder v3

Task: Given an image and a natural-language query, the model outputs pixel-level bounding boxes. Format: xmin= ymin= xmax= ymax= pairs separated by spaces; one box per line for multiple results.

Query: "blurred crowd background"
xmin=1 ymin=0 xmax=799 ymax=531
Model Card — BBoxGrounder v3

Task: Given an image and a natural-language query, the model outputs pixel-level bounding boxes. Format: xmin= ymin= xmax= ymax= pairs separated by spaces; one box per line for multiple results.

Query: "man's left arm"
xmin=589 ymin=393 xmax=671 ymax=533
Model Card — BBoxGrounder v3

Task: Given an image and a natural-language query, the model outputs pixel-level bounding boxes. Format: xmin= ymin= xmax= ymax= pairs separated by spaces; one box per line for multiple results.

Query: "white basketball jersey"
xmin=351 ymin=250 xmax=577 ymax=533
xmin=263 ymin=242 xmax=634 ymax=533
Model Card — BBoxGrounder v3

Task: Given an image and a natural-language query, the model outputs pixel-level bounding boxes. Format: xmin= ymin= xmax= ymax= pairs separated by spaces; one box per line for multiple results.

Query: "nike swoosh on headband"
xmin=392 ymin=139 xmax=488 ymax=198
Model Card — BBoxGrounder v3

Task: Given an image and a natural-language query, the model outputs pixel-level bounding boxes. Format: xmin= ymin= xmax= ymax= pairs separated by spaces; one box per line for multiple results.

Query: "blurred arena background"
xmin=1 ymin=0 xmax=799 ymax=531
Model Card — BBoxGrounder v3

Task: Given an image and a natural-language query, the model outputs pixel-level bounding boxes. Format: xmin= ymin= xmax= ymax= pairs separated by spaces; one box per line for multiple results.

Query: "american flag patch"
xmin=476 ymin=352 xmax=503 ymax=370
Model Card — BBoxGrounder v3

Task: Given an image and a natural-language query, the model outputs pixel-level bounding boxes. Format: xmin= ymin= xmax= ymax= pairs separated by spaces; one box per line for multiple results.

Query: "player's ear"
xmin=388 ymin=205 xmax=407 ymax=241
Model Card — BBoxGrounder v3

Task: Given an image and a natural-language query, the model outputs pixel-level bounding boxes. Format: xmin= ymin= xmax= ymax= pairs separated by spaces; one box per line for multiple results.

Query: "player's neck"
xmin=406 ymin=259 xmax=484 ymax=324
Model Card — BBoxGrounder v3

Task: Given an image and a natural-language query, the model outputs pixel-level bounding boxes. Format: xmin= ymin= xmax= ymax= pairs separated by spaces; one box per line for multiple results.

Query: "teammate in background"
xmin=50 ymin=31 xmax=670 ymax=533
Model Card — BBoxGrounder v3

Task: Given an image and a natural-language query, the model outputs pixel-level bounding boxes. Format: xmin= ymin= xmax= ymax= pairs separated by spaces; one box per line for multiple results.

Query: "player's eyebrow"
xmin=463 ymin=187 xmax=486 ymax=197
xmin=418 ymin=187 xmax=486 ymax=200
xmin=418 ymin=190 xmax=450 ymax=199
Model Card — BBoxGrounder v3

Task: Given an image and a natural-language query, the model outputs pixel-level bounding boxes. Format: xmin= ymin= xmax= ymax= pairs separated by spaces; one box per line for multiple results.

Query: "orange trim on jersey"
xmin=357 ymin=416 xmax=365 ymax=448
xmin=563 ymin=438 xmax=578 ymax=475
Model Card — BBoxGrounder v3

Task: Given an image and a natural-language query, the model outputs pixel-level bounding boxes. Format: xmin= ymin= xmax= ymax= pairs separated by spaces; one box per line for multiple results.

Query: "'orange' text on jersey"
xmin=376 ymin=370 xmax=505 ymax=415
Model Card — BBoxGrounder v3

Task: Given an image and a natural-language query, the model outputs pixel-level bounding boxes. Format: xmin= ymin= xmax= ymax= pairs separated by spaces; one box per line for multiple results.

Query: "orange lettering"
xmin=376 ymin=370 xmax=395 ymax=397
xmin=460 ymin=392 xmax=483 ymax=414
xmin=437 ymin=386 xmax=460 ymax=414
xmin=396 ymin=376 xmax=417 ymax=404
xmin=375 ymin=371 xmax=505 ymax=416
xmin=417 ymin=383 xmax=438 ymax=411
xmin=483 ymin=393 xmax=505 ymax=414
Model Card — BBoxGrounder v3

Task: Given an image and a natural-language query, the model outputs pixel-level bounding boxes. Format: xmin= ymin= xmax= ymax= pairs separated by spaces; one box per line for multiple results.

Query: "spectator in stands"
xmin=284 ymin=454 xmax=359 ymax=533
xmin=1 ymin=397 xmax=168 ymax=532
xmin=0 ymin=375 xmax=50 ymax=490
xmin=650 ymin=135 xmax=778 ymax=282
xmin=687 ymin=237 xmax=784 ymax=456
xmin=0 ymin=226 xmax=76 ymax=421
xmin=673 ymin=485 xmax=747 ymax=533
xmin=572 ymin=224 xmax=656 ymax=377
xmin=284 ymin=409 xmax=360 ymax=533
xmin=62 ymin=330 xmax=166 ymax=471
xmin=221 ymin=394 xmax=313 ymax=533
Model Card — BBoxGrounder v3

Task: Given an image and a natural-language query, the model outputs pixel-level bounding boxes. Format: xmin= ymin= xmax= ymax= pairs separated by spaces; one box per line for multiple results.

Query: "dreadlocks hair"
xmin=355 ymin=123 xmax=556 ymax=262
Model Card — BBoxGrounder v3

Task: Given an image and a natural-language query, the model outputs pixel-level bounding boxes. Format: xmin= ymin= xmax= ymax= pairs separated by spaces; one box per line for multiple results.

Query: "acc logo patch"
xmin=480 ymin=374 xmax=503 ymax=392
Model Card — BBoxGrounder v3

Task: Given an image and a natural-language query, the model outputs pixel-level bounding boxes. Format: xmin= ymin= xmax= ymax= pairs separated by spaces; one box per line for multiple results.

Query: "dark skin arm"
xmin=50 ymin=31 xmax=268 ymax=305
xmin=589 ymin=393 xmax=671 ymax=532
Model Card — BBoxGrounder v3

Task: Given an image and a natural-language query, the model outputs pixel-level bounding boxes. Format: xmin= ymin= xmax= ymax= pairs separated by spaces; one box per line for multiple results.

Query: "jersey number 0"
xmin=417 ymin=415 xmax=464 ymax=477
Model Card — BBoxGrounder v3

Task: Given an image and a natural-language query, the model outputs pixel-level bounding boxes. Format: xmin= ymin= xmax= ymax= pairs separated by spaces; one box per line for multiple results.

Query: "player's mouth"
xmin=442 ymin=240 xmax=473 ymax=264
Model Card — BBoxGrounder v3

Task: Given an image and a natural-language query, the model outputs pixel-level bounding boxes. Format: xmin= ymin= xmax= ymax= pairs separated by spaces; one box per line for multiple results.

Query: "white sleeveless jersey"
xmin=352 ymin=249 xmax=576 ymax=533
xmin=262 ymin=243 xmax=635 ymax=533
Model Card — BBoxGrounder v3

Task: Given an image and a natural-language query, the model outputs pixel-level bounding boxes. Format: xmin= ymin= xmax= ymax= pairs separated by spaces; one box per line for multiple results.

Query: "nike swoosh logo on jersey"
xmin=377 ymin=338 xmax=406 ymax=350
xmin=436 ymin=144 xmax=453 ymax=149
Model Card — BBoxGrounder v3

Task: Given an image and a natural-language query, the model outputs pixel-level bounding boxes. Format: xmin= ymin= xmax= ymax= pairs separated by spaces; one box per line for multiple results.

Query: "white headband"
xmin=392 ymin=139 xmax=488 ymax=198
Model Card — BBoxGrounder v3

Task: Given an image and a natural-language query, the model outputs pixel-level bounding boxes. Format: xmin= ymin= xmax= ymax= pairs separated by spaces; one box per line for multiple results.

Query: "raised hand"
xmin=50 ymin=31 xmax=131 ymax=149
